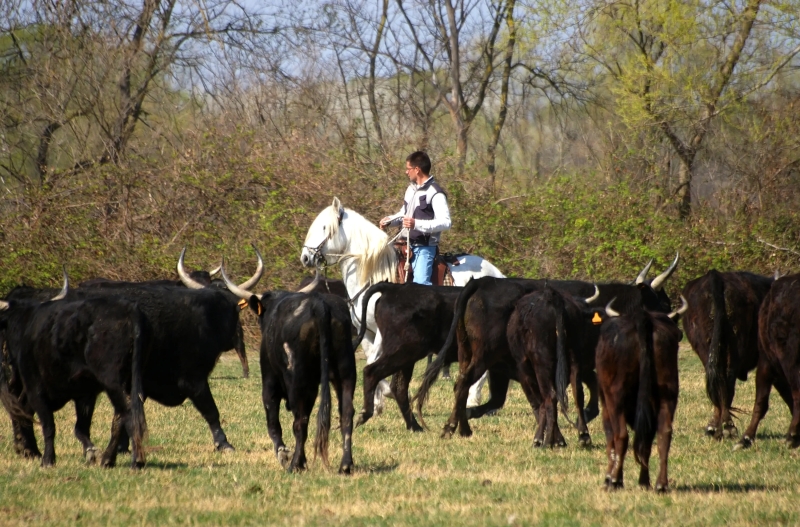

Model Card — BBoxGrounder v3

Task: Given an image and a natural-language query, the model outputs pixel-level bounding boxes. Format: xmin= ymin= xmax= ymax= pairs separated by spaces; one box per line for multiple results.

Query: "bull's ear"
xmin=248 ymin=295 xmax=264 ymax=316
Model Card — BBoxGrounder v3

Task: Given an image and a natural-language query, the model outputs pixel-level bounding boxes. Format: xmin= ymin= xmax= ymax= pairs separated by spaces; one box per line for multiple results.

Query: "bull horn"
xmin=51 ymin=266 xmax=70 ymax=301
xmin=605 ymin=297 xmax=620 ymax=318
xmin=650 ymin=252 xmax=680 ymax=291
xmin=635 ymin=259 xmax=654 ymax=285
xmin=209 ymin=264 xmax=222 ymax=277
xmin=774 ymin=269 xmax=785 ymax=280
xmin=236 ymin=244 xmax=264 ymax=290
xmin=298 ymin=269 xmax=322 ymax=293
xmin=0 ymin=299 xmax=7 ymax=311
xmin=668 ymin=295 xmax=689 ymax=320
xmin=177 ymin=247 xmax=206 ymax=289
xmin=221 ymin=258 xmax=262 ymax=300
xmin=584 ymin=284 xmax=600 ymax=304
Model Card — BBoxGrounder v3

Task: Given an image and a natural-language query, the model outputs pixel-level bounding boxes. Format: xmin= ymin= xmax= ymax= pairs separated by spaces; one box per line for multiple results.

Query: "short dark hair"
xmin=406 ymin=151 xmax=431 ymax=175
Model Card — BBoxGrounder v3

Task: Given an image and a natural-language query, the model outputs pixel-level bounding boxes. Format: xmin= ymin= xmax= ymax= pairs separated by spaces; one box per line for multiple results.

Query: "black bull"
xmin=681 ymin=270 xmax=774 ymax=439
xmin=0 ymin=294 xmax=149 ymax=468
xmin=2 ymin=284 xmax=242 ymax=457
xmin=415 ymin=270 xmax=675 ymax=439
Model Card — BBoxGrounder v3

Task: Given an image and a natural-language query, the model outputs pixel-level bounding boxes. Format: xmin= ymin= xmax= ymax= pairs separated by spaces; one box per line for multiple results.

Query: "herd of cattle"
xmin=2 ymin=248 xmax=800 ymax=492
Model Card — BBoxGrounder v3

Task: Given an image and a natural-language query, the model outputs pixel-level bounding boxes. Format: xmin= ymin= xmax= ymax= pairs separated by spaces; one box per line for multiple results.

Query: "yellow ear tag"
xmin=237 ymin=299 xmax=248 ymax=310
xmin=592 ymin=312 xmax=603 ymax=325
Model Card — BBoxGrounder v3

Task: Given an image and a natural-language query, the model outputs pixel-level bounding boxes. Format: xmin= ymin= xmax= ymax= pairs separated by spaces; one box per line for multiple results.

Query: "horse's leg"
xmin=467 ymin=371 xmax=488 ymax=408
xmin=466 ymin=370 xmax=509 ymax=419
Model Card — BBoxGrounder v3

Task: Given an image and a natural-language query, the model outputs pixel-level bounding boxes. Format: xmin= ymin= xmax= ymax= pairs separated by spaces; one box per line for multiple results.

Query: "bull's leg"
xmin=785 ymin=362 xmax=800 ymax=448
xmin=102 ymin=389 xmax=146 ymax=469
xmin=706 ymin=405 xmax=722 ymax=438
xmin=442 ymin=362 xmax=483 ymax=439
xmin=514 ymin=357 xmax=544 ymax=447
xmin=736 ymin=358 xmax=775 ymax=450
xmin=27 ymin=396 xmax=57 ymax=467
xmin=571 ymin=363 xmax=591 ymax=447
xmin=73 ymin=396 xmax=99 ymax=464
xmin=721 ymin=376 xmax=738 ymax=439
xmin=288 ymin=392 xmax=316 ymax=473
xmin=390 ymin=364 xmax=423 ymax=432
xmin=466 ymin=371 xmax=510 ymax=419
xmin=7 ymin=371 xmax=41 ymax=458
xmin=610 ymin=413 xmax=628 ymax=489
xmin=654 ymin=399 xmax=676 ymax=492
xmin=336 ymin=370 xmax=356 ymax=474
xmin=601 ymin=402 xmax=615 ymax=488
xmin=189 ymin=382 xmax=234 ymax=452
xmin=262 ymin=372 xmax=288 ymax=466
xmin=583 ymin=370 xmax=600 ymax=423
xmin=234 ymin=323 xmax=249 ymax=379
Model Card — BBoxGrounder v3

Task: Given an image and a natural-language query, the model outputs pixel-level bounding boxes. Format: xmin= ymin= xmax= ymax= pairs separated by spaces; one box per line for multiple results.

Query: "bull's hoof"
xmin=733 ymin=436 xmax=753 ymax=451
xmin=40 ymin=457 xmax=55 ymax=468
xmin=556 ymin=438 xmax=567 ymax=448
xmin=723 ymin=423 xmax=739 ymax=439
xmin=533 ymin=439 xmax=543 ymax=448
xmin=605 ymin=479 xmax=623 ymax=491
xmin=215 ymin=441 xmax=235 ymax=452
xmin=100 ymin=455 xmax=116 ymax=468
xmin=409 ymin=420 xmax=424 ymax=433
xmin=786 ymin=434 xmax=800 ymax=449
xmin=19 ymin=446 xmax=42 ymax=459
xmin=705 ymin=426 xmax=717 ymax=437
xmin=85 ymin=447 xmax=99 ymax=464
xmin=458 ymin=426 xmax=473 ymax=438
xmin=131 ymin=459 xmax=145 ymax=470
xmin=655 ymin=482 xmax=669 ymax=493
xmin=440 ymin=425 xmax=456 ymax=439
xmin=277 ymin=447 xmax=291 ymax=469
xmin=579 ymin=433 xmax=592 ymax=448
xmin=339 ymin=463 xmax=353 ymax=475
xmin=355 ymin=411 xmax=369 ymax=429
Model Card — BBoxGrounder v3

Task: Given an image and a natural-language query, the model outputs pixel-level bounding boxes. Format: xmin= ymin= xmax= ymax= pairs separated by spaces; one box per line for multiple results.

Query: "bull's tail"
xmin=313 ymin=299 xmax=333 ymax=466
xmin=634 ymin=313 xmax=657 ymax=460
xmin=0 ymin=334 xmax=34 ymax=425
xmin=351 ymin=282 xmax=388 ymax=350
xmin=705 ymin=270 xmax=731 ymax=421
xmin=551 ymin=289 xmax=572 ymax=427
xmin=413 ymin=277 xmax=479 ymax=420
xmin=130 ymin=314 xmax=148 ymax=460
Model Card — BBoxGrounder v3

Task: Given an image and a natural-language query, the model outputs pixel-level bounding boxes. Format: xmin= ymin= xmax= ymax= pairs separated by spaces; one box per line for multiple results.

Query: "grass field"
xmin=1 ymin=340 xmax=799 ymax=526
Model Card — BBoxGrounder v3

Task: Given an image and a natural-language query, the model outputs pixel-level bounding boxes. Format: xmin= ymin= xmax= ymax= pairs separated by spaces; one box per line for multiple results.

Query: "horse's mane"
xmin=318 ymin=204 xmax=397 ymax=287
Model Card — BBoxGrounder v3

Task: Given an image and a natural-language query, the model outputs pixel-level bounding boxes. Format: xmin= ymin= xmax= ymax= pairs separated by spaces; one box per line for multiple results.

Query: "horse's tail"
xmin=413 ymin=277 xmax=480 ymax=422
xmin=313 ymin=298 xmax=333 ymax=466
xmin=705 ymin=270 xmax=732 ymax=423
xmin=351 ymin=282 xmax=388 ymax=350
xmin=634 ymin=312 xmax=657 ymax=460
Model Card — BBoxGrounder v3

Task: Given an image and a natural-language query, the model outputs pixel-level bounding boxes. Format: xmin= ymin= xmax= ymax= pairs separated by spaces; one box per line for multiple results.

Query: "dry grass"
xmin=1 ymin=340 xmax=799 ymax=526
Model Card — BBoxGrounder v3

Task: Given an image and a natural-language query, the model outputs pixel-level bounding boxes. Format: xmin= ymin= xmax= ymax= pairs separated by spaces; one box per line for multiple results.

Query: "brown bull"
xmin=682 ymin=270 xmax=774 ymax=439
xmin=596 ymin=297 xmax=687 ymax=492
xmin=736 ymin=273 xmax=800 ymax=450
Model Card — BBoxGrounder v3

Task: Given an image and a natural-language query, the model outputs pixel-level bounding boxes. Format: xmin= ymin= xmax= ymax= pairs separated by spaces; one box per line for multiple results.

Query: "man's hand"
xmin=402 ymin=217 xmax=415 ymax=229
xmin=379 ymin=217 xmax=392 ymax=230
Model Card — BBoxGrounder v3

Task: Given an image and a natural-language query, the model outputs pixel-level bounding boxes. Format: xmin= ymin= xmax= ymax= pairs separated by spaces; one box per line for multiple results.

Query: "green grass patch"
xmin=1 ymin=341 xmax=799 ymax=526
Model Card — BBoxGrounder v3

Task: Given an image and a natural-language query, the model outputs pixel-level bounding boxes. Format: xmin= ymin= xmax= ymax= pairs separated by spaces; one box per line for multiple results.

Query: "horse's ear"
xmin=332 ymin=197 xmax=344 ymax=225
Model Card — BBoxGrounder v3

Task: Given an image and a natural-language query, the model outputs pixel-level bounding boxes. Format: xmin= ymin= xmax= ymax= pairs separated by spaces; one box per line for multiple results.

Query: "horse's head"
xmin=301 ymin=197 xmax=347 ymax=268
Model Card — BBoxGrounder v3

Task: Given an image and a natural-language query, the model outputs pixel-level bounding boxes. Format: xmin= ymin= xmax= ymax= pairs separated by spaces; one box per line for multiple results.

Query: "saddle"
xmin=394 ymin=241 xmax=456 ymax=286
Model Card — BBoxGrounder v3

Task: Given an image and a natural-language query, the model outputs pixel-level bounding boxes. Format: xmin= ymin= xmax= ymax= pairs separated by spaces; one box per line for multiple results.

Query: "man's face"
xmin=405 ymin=162 xmax=420 ymax=183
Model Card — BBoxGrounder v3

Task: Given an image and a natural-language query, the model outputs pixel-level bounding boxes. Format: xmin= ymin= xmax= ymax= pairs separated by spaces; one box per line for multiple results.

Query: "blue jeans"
xmin=411 ymin=245 xmax=436 ymax=285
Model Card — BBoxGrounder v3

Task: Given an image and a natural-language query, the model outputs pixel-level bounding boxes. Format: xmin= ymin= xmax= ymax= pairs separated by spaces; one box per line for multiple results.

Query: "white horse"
xmin=301 ymin=197 xmax=505 ymax=413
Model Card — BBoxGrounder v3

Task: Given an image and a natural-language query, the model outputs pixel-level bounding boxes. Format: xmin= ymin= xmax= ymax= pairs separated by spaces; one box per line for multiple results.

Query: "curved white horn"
xmin=668 ymin=295 xmax=689 ymax=320
xmin=237 ymin=245 xmax=264 ymax=290
xmin=605 ymin=297 xmax=620 ymax=318
xmin=584 ymin=284 xmax=600 ymax=304
xmin=221 ymin=258 xmax=261 ymax=300
xmin=208 ymin=264 xmax=222 ymax=277
xmin=177 ymin=247 xmax=206 ymax=289
xmin=51 ymin=266 xmax=70 ymax=301
xmin=650 ymin=251 xmax=680 ymax=291
xmin=635 ymin=259 xmax=654 ymax=285
xmin=298 ymin=269 xmax=322 ymax=293
xmin=0 ymin=299 xmax=8 ymax=311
